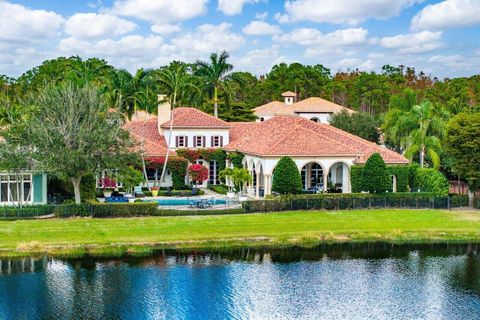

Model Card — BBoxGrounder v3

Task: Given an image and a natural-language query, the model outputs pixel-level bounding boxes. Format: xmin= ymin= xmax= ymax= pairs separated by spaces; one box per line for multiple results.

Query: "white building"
xmin=254 ymin=91 xmax=355 ymax=124
xmin=125 ymin=96 xmax=408 ymax=197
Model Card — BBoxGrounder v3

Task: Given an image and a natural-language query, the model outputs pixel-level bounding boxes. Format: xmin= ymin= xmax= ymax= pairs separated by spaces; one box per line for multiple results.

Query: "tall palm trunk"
xmin=419 ymin=144 xmax=425 ymax=168
xmin=160 ymin=93 xmax=176 ymax=183
xmin=213 ymin=86 xmax=218 ymax=118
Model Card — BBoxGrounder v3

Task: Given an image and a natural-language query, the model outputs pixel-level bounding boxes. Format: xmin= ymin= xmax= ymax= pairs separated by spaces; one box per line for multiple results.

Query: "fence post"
xmin=368 ymin=197 xmax=371 ymax=209
xmin=447 ymin=196 xmax=451 ymax=210
xmin=384 ymin=196 xmax=387 ymax=209
xmin=353 ymin=198 xmax=355 ymax=210
xmin=416 ymin=196 xmax=419 ymax=209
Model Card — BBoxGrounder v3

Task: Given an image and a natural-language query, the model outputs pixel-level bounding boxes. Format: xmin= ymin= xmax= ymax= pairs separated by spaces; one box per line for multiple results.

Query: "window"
xmin=209 ymin=161 xmax=219 ymax=185
xmin=176 ymin=136 xmax=187 ymax=148
xmin=311 ymin=117 xmax=320 ymax=123
xmin=0 ymin=174 xmax=32 ymax=204
xmin=211 ymin=136 xmax=223 ymax=147
xmin=194 ymin=136 xmax=205 ymax=147
xmin=146 ymin=168 xmax=157 ymax=181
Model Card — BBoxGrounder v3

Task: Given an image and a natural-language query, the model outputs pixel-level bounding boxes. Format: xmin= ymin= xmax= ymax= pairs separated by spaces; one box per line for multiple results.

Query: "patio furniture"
xmin=105 ymin=195 xmax=129 ymax=203
xmin=134 ymin=186 xmax=145 ymax=198
xmin=188 ymin=198 xmax=196 ymax=208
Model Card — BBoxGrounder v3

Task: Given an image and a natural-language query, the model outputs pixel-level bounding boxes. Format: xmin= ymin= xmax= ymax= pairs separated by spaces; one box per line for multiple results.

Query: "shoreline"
xmin=0 ymin=208 xmax=479 ymax=258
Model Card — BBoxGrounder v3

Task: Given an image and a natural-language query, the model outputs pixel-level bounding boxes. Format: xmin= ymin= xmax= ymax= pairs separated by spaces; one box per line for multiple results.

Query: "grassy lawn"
xmin=0 ymin=209 xmax=479 ymax=257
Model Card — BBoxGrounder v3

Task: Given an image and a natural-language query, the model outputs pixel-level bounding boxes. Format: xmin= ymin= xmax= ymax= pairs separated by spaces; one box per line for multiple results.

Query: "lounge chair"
xmin=134 ymin=186 xmax=145 ymax=198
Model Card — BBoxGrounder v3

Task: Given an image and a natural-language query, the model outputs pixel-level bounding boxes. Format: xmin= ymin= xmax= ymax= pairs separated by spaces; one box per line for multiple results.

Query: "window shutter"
xmin=203 ymin=136 xmax=206 ymax=147
xmin=192 ymin=136 xmax=196 ymax=147
xmin=220 ymin=136 xmax=223 ymax=147
xmin=175 ymin=136 xmax=179 ymax=148
xmin=185 ymin=136 xmax=188 ymax=148
xmin=211 ymin=136 xmax=214 ymax=147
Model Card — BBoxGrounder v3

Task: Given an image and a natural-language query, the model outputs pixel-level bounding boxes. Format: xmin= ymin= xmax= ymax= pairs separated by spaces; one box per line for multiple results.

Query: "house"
xmin=254 ymin=91 xmax=355 ymax=123
xmin=0 ymin=172 xmax=48 ymax=206
xmin=125 ymin=95 xmax=408 ymax=197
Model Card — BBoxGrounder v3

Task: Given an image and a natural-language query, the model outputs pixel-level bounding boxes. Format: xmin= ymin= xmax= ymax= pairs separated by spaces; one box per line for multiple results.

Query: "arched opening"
xmin=391 ymin=175 xmax=397 ymax=193
xmin=310 ymin=117 xmax=320 ymax=123
xmin=301 ymin=162 xmax=325 ymax=193
xmin=328 ymin=162 xmax=349 ymax=193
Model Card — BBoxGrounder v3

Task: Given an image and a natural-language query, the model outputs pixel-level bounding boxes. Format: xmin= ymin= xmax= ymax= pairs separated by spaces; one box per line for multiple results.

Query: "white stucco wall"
xmin=255 ymin=115 xmax=273 ymax=122
xmin=297 ymin=112 xmax=333 ymax=124
xmin=163 ymin=128 xmax=230 ymax=149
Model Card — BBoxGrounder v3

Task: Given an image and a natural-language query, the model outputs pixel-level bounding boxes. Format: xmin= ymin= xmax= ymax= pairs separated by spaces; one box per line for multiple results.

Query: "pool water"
xmin=149 ymin=198 xmax=228 ymax=206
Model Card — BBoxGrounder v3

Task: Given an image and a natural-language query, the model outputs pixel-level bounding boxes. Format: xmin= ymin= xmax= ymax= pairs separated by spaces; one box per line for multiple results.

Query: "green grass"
xmin=1 ymin=209 xmax=479 ymax=257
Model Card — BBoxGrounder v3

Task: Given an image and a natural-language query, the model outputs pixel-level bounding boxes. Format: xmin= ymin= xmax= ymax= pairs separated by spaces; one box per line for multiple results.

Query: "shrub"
xmin=414 ymin=168 xmax=449 ymax=196
xmin=209 ymin=184 xmax=229 ymax=194
xmin=362 ymin=153 xmax=390 ymax=193
xmin=167 ymin=157 xmax=188 ymax=190
xmin=272 ymin=156 xmax=302 ymax=194
xmin=350 ymin=165 xmax=363 ymax=193
xmin=389 ymin=166 xmax=410 ymax=192
xmin=53 ymin=203 xmax=159 ymax=218
xmin=0 ymin=205 xmax=56 ymax=218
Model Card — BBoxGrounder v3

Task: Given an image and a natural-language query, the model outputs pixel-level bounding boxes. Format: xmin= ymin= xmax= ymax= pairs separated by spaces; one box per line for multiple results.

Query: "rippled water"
xmin=0 ymin=243 xmax=479 ymax=320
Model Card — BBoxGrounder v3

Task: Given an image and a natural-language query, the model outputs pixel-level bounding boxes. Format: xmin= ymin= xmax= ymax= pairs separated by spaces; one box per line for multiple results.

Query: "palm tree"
xmin=67 ymin=56 xmax=113 ymax=87
xmin=194 ymin=51 xmax=234 ymax=118
xmin=155 ymin=64 xmax=198 ymax=183
xmin=386 ymin=100 xmax=447 ymax=169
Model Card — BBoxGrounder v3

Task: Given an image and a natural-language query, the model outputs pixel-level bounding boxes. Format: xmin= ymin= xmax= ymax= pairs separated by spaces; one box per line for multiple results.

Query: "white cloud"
xmin=233 ymin=45 xmax=281 ymax=74
xmin=255 ymin=11 xmax=268 ymax=20
xmin=339 ymin=58 xmax=376 ymax=71
xmin=172 ymin=23 xmax=245 ymax=55
xmin=151 ymin=24 xmax=182 ymax=35
xmin=380 ymin=31 xmax=443 ymax=53
xmin=276 ymin=27 xmax=370 ymax=47
xmin=412 ymin=0 xmax=480 ymax=30
xmin=280 ymin=0 xmax=420 ymax=25
xmin=109 ymin=0 xmax=207 ymax=23
xmin=65 ymin=13 xmax=137 ymax=40
xmin=0 ymin=1 xmax=64 ymax=43
xmin=243 ymin=21 xmax=281 ymax=35
xmin=217 ymin=0 xmax=261 ymax=15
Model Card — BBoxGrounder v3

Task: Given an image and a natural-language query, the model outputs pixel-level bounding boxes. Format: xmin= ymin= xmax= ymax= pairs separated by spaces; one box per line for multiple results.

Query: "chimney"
xmin=281 ymin=91 xmax=297 ymax=105
xmin=157 ymin=94 xmax=171 ymax=135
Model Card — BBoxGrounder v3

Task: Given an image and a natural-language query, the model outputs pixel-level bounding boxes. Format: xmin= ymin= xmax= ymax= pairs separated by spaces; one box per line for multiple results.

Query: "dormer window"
xmin=211 ymin=136 xmax=223 ymax=147
xmin=194 ymin=135 xmax=205 ymax=147
xmin=176 ymin=135 xmax=188 ymax=148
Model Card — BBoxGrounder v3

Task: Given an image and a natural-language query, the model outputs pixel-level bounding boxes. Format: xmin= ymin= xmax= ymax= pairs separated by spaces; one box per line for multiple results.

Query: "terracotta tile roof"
xmin=254 ymin=97 xmax=354 ymax=116
xmin=160 ymin=107 xmax=230 ymax=128
xmin=281 ymin=91 xmax=297 ymax=97
xmin=253 ymin=101 xmax=292 ymax=116
xmin=285 ymin=97 xmax=355 ymax=114
xmin=224 ymin=116 xmax=408 ymax=164
xmin=124 ymin=118 xmax=171 ymax=157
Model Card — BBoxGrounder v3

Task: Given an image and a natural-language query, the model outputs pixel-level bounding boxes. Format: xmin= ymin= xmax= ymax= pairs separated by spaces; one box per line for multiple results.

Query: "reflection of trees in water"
xmin=446 ymin=253 xmax=480 ymax=295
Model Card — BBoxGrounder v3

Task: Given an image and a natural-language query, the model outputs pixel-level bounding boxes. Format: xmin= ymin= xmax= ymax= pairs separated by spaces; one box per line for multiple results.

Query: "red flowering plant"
xmin=101 ymin=176 xmax=117 ymax=190
xmin=187 ymin=164 xmax=209 ymax=188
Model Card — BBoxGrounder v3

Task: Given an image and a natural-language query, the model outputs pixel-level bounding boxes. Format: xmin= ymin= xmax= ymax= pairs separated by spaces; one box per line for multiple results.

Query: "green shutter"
xmin=33 ymin=174 xmax=44 ymax=203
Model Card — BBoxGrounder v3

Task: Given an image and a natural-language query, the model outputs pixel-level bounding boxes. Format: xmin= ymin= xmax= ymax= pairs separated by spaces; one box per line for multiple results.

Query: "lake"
xmin=0 ymin=243 xmax=479 ymax=319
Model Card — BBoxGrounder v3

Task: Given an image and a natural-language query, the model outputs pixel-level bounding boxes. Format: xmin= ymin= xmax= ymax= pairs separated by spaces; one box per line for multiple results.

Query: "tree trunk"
xmin=71 ymin=177 xmax=82 ymax=204
xmin=160 ymin=93 xmax=176 ymax=183
xmin=419 ymin=144 xmax=425 ymax=168
xmin=468 ymin=188 xmax=475 ymax=208
xmin=213 ymin=86 xmax=218 ymax=118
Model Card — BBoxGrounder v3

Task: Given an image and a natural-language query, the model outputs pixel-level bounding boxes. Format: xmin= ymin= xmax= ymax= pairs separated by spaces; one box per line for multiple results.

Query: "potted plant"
xmin=187 ymin=164 xmax=209 ymax=191
xmin=151 ymin=186 xmax=159 ymax=197
xmin=102 ymin=176 xmax=116 ymax=197
xmin=220 ymin=168 xmax=252 ymax=201
xmin=219 ymin=168 xmax=236 ymax=199
xmin=117 ymin=166 xmax=144 ymax=202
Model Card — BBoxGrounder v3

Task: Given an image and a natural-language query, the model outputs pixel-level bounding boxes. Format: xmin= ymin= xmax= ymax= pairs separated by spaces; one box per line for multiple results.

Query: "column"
xmin=264 ymin=174 xmax=272 ymax=196
xmin=255 ymin=171 xmax=260 ymax=199
xmin=323 ymin=171 xmax=328 ymax=193
xmin=306 ymin=164 xmax=311 ymax=189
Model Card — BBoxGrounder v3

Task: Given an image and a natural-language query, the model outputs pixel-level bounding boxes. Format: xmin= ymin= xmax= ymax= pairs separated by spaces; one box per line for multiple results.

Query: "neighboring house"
xmin=125 ymin=95 xmax=408 ymax=197
xmin=0 ymin=172 xmax=47 ymax=206
xmin=254 ymin=91 xmax=355 ymax=123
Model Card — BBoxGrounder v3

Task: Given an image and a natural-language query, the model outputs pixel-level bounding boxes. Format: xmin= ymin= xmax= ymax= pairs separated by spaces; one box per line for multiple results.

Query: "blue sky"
xmin=1 ymin=0 xmax=479 ymax=78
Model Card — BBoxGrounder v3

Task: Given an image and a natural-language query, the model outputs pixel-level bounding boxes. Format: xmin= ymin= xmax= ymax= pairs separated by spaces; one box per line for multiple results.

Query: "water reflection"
xmin=0 ymin=243 xmax=479 ymax=319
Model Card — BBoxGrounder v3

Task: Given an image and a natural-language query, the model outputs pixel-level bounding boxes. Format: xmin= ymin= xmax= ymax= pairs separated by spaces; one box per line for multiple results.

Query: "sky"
xmin=1 ymin=0 xmax=479 ymax=78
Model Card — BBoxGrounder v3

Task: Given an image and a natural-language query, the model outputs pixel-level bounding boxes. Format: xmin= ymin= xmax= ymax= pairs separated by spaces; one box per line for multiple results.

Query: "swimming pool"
xmin=146 ymin=198 xmax=229 ymax=206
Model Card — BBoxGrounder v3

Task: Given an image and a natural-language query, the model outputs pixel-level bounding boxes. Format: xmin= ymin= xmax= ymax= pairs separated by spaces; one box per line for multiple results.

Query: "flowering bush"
xmin=188 ymin=164 xmax=209 ymax=187
xmin=101 ymin=176 xmax=117 ymax=189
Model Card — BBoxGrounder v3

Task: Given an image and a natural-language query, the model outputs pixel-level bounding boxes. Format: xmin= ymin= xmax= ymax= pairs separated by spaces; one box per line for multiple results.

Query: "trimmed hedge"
xmin=350 ymin=165 xmax=363 ymax=193
xmin=53 ymin=203 xmax=159 ymax=218
xmin=0 ymin=205 xmax=56 ymax=218
xmin=272 ymin=156 xmax=302 ymax=194
xmin=209 ymin=184 xmax=229 ymax=194
xmin=361 ymin=153 xmax=390 ymax=193
xmin=389 ymin=166 xmax=410 ymax=192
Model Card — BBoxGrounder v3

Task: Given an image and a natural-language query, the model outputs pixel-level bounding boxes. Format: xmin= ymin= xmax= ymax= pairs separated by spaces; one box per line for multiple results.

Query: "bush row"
xmin=208 ymin=184 xmax=229 ymax=194
xmin=0 ymin=205 xmax=57 ymax=218
xmin=53 ymin=203 xmax=159 ymax=217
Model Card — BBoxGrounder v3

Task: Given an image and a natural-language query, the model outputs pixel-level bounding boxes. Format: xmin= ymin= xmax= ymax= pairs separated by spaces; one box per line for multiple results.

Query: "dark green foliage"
xmin=350 ymin=165 xmax=364 ymax=193
xmin=53 ymin=203 xmax=158 ymax=218
xmin=330 ymin=111 xmax=381 ymax=143
xmin=228 ymin=152 xmax=244 ymax=169
xmin=209 ymin=184 xmax=229 ymax=194
xmin=0 ymin=205 xmax=56 ymax=219
xmin=414 ymin=168 xmax=449 ymax=195
xmin=361 ymin=153 xmax=390 ymax=193
xmin=388 ymin=166 xmax=410 ymax=192
xmin=272 ymin=157 xmax=302 ymax=194
xmin=166 ymin=158 xmax=188 ymax=190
